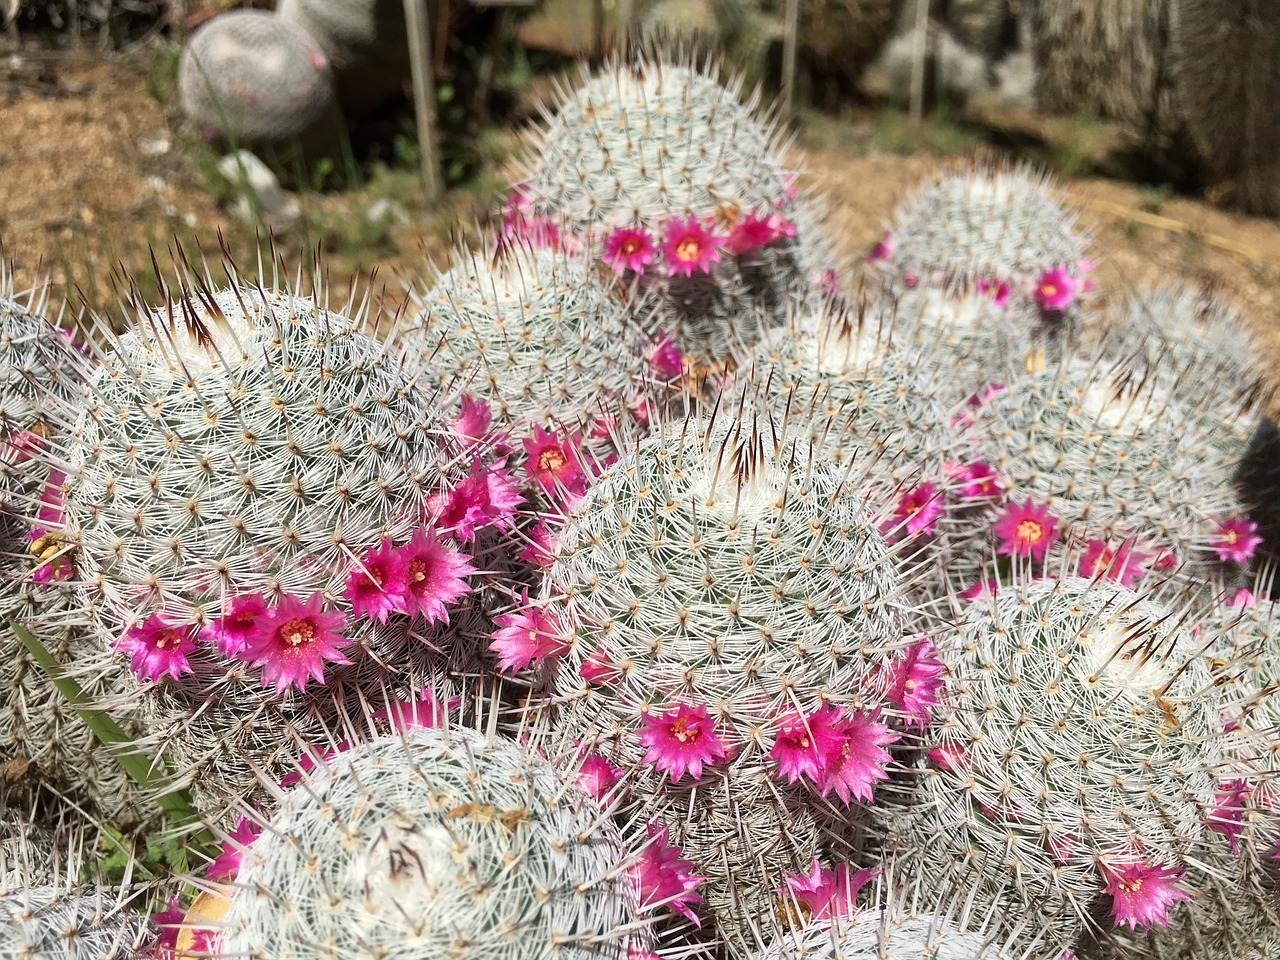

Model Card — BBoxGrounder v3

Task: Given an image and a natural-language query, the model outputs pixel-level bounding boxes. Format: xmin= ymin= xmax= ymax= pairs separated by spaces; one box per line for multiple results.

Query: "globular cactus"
xmin=277 ymin=0 xmax=411 ymax=113
xmin=877 ymin=162 xmax=1090 ymax=326
xmin=876 ymin=576 xmax=1233 ymax=952
xmin=178 ymin=10 xmax=339 ymax=148
xmin=514 ymin=55 xmax=841 ymax=363
xmin=212 ymin=724 xmax=658 ymax=960
xmin=34 ymin=254 xmax=504 ymax=822
xmin=506 ymin=397 xmax=917 ymax=948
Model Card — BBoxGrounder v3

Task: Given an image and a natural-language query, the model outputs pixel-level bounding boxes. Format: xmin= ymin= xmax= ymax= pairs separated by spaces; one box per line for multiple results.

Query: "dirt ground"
xmin=4 ymin=49 xmax=1280 ymax=380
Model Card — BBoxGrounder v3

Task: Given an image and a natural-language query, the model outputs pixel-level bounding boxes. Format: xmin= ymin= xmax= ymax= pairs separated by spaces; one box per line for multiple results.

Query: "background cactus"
xmin=178 ymin=10 xmax=340 ymax=149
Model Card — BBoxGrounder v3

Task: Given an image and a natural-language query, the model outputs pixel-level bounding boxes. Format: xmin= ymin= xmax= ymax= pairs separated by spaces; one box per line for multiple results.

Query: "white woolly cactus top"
xmin=758 ymin=913 xmax=1018 ymax=960
xmin=218 ymin=725 xmax=647 ymax=960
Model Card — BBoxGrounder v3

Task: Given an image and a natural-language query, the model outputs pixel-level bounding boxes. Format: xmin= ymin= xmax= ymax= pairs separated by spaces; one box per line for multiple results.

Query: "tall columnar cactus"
xmin=211 ymin=724 xmax=657 ymax=960
xmin=178 ymin=10 xmax=339 ymax=148
xmin=513 ymin=55 xmax=841 ymax=363
xmin=876 ymin=576 xmax=1234 ymax=953
xmin=504 ymin=397 xmax=917 ymax=948
xmin=34 ymin=258 xmax=505 ymax=822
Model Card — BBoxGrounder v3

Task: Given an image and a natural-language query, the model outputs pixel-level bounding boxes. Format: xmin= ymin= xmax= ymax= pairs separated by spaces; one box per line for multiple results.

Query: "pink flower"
xmin=630 ymin=822 xmax=704 ymax=926
xmin=1101 ymin=860 xmax=1191 ymax=930
xmin=725 ymin=210 xmax=776 ymax=256
xmin=976 ymin=276 xmax=1010 ymax=307
xmin=344 ymin=538 xmax=409 ymax=624
xmin=884 ymin=481 xmax=944 ymax=541
xmin=451 ymin=395 xmax=494 ymax=450
xmin=953 ymin=461 xmax=1001 ymax=501
xmin=576 ymin=753 xmax=623 ymax=801
xmin=865 ymin=230 xmax=894 ymax=263
xmin=393 ymin=526 xmax=475 ymax=624
xmin=770 ymin=706 xmax=847 ymax=785
xmin=1209 ymin=779 xmax=1252 ymax=854
xmin=1213 ymin=515 xmax=1263 ymax=565
xmin=661 ymin=215 xmax=724 ymax=277
xmin=1033 ymin=265 xmax=1078 ymax=311
xmin=517 ymin=521 xmax=561 ymax=568
xmin=649 ymin=328 xmax=684 ymax=378
xmin=1152 ymin=547 xmax=1179 ymax=572
xmin=149 ymin=898 xmax=186 ymax=954
xmin=812 ymin=706 xmax=899 ymax=804
xmin=115 ymin=614 xmax=196 ymax=683
xmin=814 ymin=268 xmax=840 ymax=295
xmin=779 ymin=859 xmax=877 ymax=922
xmin=1227 ymin=587 xmax=1256 ymax=608
xmin=992 ymin=498 xmax=1060 ymax=561
xmin=767 ymin=211 xmax=796 ymax=240
xmin=957 ymin=578 xmax=998 ymax=603
xmin=580 ymin=646 xmax=623 ymax=685
xmin=603 ymin=225 xmax=656 ymax=273
xmin=928 ymin=743 xmax=968 ymax=772
xmin=238 ymin=592 xmax=351 ymax=695
xmin=523 ymin=425 xmax=589 ymax=499
xmin=431 ymin=464 xmax=524 ymax=541
xmin=878 ymin=639 xmax=947 ymax=729
xmin=638 ymin=702 xmax=728 ymax=783
xmin=203 ymin=592 xmax=270 ymax=657
xmin=1078 ymin=538 xmax=1150 ymax=587
xmin=206 ymin=816 xmax=261 ymax=882
xmin=28 ymin=468 xmax=65 ymax=539
xmin=490 ymin=602 xmax=571 ymax=673
xmin=370 ymin=687 xmax=451 ymax=732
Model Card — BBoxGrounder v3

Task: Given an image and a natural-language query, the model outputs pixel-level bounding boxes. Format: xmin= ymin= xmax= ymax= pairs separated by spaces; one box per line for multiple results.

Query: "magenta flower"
xmin=1213 ymin=515 xmax=1263 ymax=565
xmin=1227 ymin=587 xmax=1256 ymax=608
xmin=1079 ymin=538 xmax=1150 ymax=587
xmin=203 ymin=592 xmax=270 ymax=657
xmin=770 ymin=706 xmax=847 ymax=785
xmin=865 ymin=229 xmax=894 ymax=263
xmin=370 ymin=687 xmax=451 ymax=732
xmin=1209 ymin=780 xmax=1252 ymax=854
xmin=603 ymin=225 xmax=656 ymax=274
xmin=814 ymin=268 xmax=840 ymax=296
xmin=579 ymin=645 xmax=623 ymax=685
xmin=992 ymin=498 xmax=1060 ymax=561
xmin=576 ymin=753 xmax=623 ymax=801
xmin=238 ymin=592 xmax=351 ymax=695
xmin=206 ymin=816 xmax=261 ymax=882
xmin=1101 ymin=860 xmax=1191 ymax=930
xmin=812 ymin=706 xmax=899 ymax=804
xmin=490 ymin=602 xmax=571 ymax=674
xmin=724 ymin=210 xmax=775 ymax=256
xmin=954 ymin=461 xmax=1001 ymax=501
xmin=1033 ymin=265 xmax=1078 ymax=311
xmin=885 ymin=481 xmax=944 ymax=541
xmin=976 ymin=276 xmax=1010 ymax=307
xmin=638 ymin=702 xmax=729 ymax=783
xmin=630 ymin=822 xmax=705 ymax=926
xmin=517 ymin=521 xmax=561 ymax=568
xmin=523 ymin=425 xmax=589 ymax=499
xmin=661 ymin=215 xmax=724 ymax=277
xmin=450 ymin=395 xmax=494 ymax=450
xmin=115 ymin=614 xmax=196 ymax=683
xmin=878 ymin=639 xmax=947 ymax=729
xmin=766 ymin=211 xmax=797 ymax=240
xmin=957 ymin=578 xmax=999 ymax=603
xmin=649 ymin=328 xmax=684 ymax=379
xmin=431 ymin=464 xmax=524 ymax=541
xmin=344 ymin=538 xmax=409 ymax=624
xmin=394 ymin=526 xmax=475 ymax=624
xmin=779 ymin=859 xmax=877 ymax=922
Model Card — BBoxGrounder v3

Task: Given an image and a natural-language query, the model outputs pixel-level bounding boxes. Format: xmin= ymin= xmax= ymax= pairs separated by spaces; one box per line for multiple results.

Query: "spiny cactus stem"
xmin=9 ymin=620 xmax=215 ymax=854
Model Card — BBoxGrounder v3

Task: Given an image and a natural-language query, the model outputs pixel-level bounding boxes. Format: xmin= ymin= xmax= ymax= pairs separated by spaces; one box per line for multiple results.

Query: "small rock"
xmin=217 ymin=149 xmax=300 ymax=223
xmin=138 ymin=136 xmax=172 ymax=157
xmin=364 ymin=197 xmax=409 ymax=229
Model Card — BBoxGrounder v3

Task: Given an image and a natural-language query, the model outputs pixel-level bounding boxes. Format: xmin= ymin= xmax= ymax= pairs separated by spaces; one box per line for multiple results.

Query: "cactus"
xmin=215 ymin=723 xmax=655 ymax=960
xmin=877 ymin=575 xmax=1236 ymax=952
xmin=509 ymin=396 xmax=914 ymax=947
xmin=33 ymin=254 xmax=505 ymax=822
xmin=178 ymin=10 xmax=340 ymax=148
xmin=514 ymin=55 xmax=841 ymax=362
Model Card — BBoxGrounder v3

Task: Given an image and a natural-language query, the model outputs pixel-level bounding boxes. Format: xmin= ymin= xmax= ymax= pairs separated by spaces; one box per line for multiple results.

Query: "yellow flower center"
xmin=279 ymin=617 xmax=315 ymax=647
xmin=155 ymin=629 xmax=183 ymax=650
xmin=1016 ymin=519 xmax=1044 ymax=543
xmin=537 ymin=448 xmax=566 ymax=474
xmin=671 ymin=714 xmax=700 ymax=743
xmin=1118 ymin=876 xmax=1143 ymax=894
xmin=408 ymin=559 xmax=428 ymax=583
xmin=675 ymin=237 xmax=702 ymax=262
xmin=1041 ymin=282 xmax=1059 ymax=298
xmin=621 ymin=237 xmax=642 ymax=255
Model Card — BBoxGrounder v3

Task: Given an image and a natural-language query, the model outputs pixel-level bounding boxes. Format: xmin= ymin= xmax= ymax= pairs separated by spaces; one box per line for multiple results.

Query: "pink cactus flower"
xmin=1033 ymin=265 xmax=1078 ymax=311
xmin=767 ymin=211 xmax=797 ymax=239
xmin=149 ymin=898 xmax=188 ymax=955
xmin=1152 ymin=547 xmax=1179 ymax=572
xmin=431 ymin=464 xmax=524 ymax=541
xmin=450 ymin=395 xmax=494 ymax=450
xmin=957 ymin=578 xmax=999 ymax=603
xmin=949 ymin=460 xmax=1001 ymax=501
xmin=638 ymin=702 xmax=728 ymax=783
xmin=1101 ymin=860 xmax=1191 ymax=930
xmin=770 ymin=706 xmax=847 ymax=785
xmin=523 ymin=425 xmax=589 ymax=499
xmin=902 ymin=271 xmax=919 ymax=288
xmin=576 ymin=753 xmax=623 ymax=801
xmin=116 ymin=614 xmax=196 ymax=683
xmin=1227 ymin=587 xmax=1256 ymax=608
xmin=927 ymin=743 xmax=968 ymax=772
xmin=812 ymin=706 xmax=899 ymax=804
xmin=976 ymin=276 xmax=1011 ymax=307
xmin=630 ymin=822 xmax=705 ymax=926
xmin=238 ymin=592 xmax=351 ymax=695
xmin=649 ymin=328 xmax=684 ymax=378
xmin=206 ymin=816 xmax=261 ymax=882
xmin=1213 ymin=515 xmax=1263 ymax=566
xmin=779 ymin=859 xmax=877 ymax=922
xmin=992 ymin=498 xmax=1060 ymax=561
xmin=865 ymin=230 xmax=894 ymax=263
xmin=394 ymin=526 xmax=475 ymax=624
xmin=489 ymin=602 xmax=571 ymax=674
xmin=813 ymin=268 xmax=840 ymax=296
xmin=885 ymin=481 xmax=945 ymax=541
xmin=603 ymin=225 xmax=656 ymax=274
xmin=661 ymin=215 xmax=724 ymax=277
xmin=724 ymin=210 xmax=776 ymax=256
xmin=370 ymin=687 xmax=451 ymax=732
xmin=203 ymin=592 xmax=270 ymax=657
xmin=878 ymin=639 xmax=947 ymax=729
xmin=1209 ymin=779 xmax=1252 ymax=854
xmin=580 ymin=646 xmax=623 ymax=685
xmin=1078 ymin=538 xmax=1150 ymax=587
xmin=517 ymin=521 xmax=562 ymax=568
xmin=344 ymin=537 xmax=409 ymax=624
